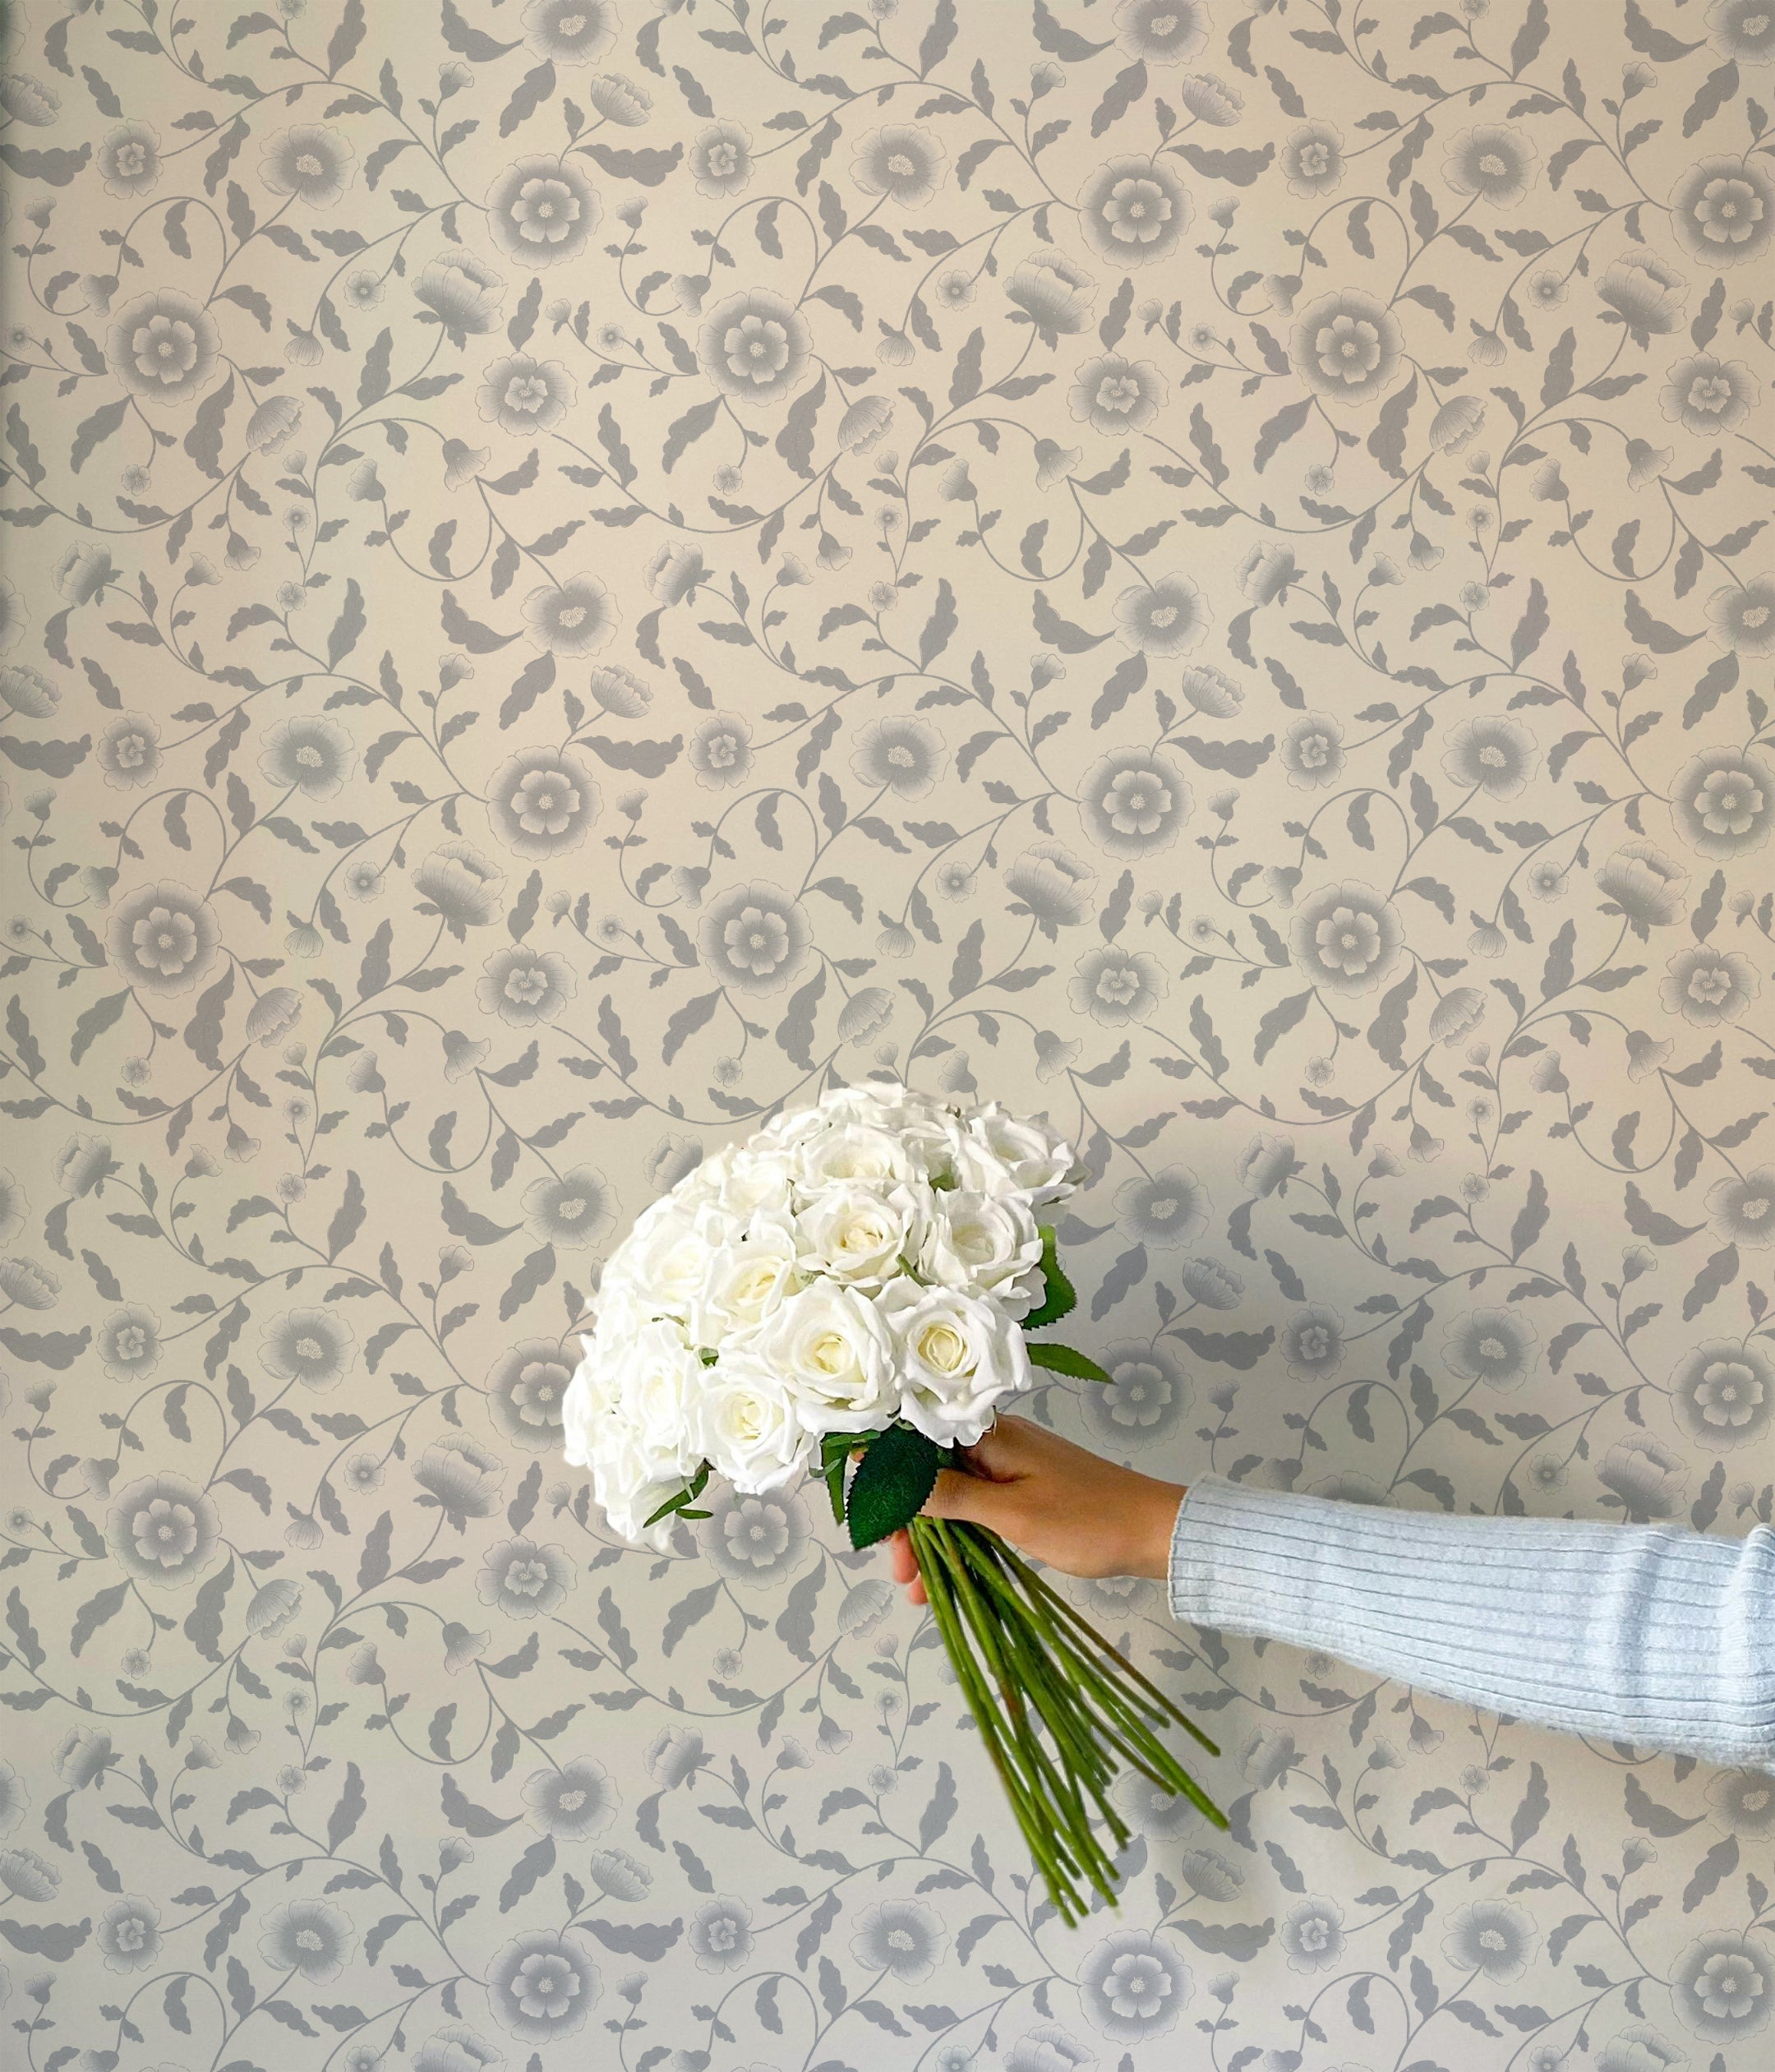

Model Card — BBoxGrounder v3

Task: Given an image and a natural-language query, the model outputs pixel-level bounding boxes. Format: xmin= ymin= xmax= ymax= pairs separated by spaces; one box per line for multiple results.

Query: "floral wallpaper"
xmin=2 ymin=0 xmax=1773 ymax=2067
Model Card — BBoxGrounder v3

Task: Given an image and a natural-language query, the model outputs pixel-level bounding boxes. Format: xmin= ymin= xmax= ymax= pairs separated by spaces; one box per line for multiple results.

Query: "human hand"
xmin=886 ymin=1417 xmax=1185 ymax=1606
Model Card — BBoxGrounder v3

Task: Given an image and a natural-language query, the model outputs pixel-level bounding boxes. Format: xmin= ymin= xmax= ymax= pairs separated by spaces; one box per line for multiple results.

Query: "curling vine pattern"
xmin=1 ymin=0 xmax=1773 ymax=2066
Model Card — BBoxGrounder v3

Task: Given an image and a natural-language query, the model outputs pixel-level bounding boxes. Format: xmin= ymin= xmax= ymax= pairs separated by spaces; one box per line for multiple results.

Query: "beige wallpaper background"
xmin=1 ymin=0 xmax=1773 ymax=2067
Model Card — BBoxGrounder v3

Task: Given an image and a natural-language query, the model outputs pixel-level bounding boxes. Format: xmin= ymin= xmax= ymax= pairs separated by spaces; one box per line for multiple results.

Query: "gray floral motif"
xmin=1079 ymin=746 xmax=1192 ymax=856
xmin=415 ymin=248 xmax=506 ymax=339
xmin=851 ymin=126 xmax=947 ymax=207
xmin=1115 ymin=1167 xmax=1210 ymax=1247
xmin=486 ymin=1929 xmax=599 ymax=2042
xmin=1595 ymin=842 xmax=1688 ymax=927
xmin=259 ymin=1899 xmax=355 ymax=1982
xmin=1670 ymin=746 xmax=1773 ymax=859
xmin=487 ymin=745 xmax=602 ymax=859
xmin=261 ymin=1308 xmax=355 ymax=1391
xmin=1068 ymin=944 xmax=1168 ymax=1027
xmin=1079 ymin=1928 xmax=1190 ymax=2042
xmin=698 ymin=1484 xmax=811 ymax=1587
xmin=95 ymin=1897 xmax=161 ymax=1973
xmin=1597 ymin=2025 xmax=1690 ymax=2072
xmin=96 ymin=120 xmax=161 ymax=198
xmin=1006 ymin=251 xmax=1096 ymax=339
xmin=1659 ymin=944 xmax=1759 ymax=1026
xmin=1706 ymin=573 xmax=1775 ymax=655
xmin=1069 ymin=353 xmax=1169 ymax=434
xmin=1442 ymin=124 xmax=1538 ymax=206
xmin=851 ymin=1898 xmax=947 ymax=1983
xmin=1083 ymin=1341 xmax=1191 ymax=1444
xmin=1116 ymin=0 xmax=1211 ymax=64
xmin=107 ymin=1475 xmax=220 ymax=1586
xmin=413 ymin=2025 xmax=505 ymax=2072
xmin=1661 ymin=352 xmax=1761 ymax=433
xmin=477 ymin=1537 xmax=574 ymax=1618
xmin=1290 ymin=881 xmax=1405 ymax=996
xmin=1598 ymin=1434 xmax=1690 ymax=1521
xmin=413 ymin=840 xmax=507 ymax=928
xmin=1278 ymin=1895 xmax=1344 ymax=1973
xmin=105 ymin=291 xmax=220 ymax=405
xmin=477 ymin=353 xmax=578 ymax=433
xmin=487 ymin=155 xmax=600 ymax=266
xmin=1669 ymin=1341 xmax=1771 ymax=1452
xmin=1282 ymin=120 xmax=1344 ymax=197
xmin=1 ymin=2 xmax=1770 ymax=2054
xmin=1006 ymin=2025 xmax=1097 ymax=2072
xmin=698 ymin=289 xmax=812 ymax=405
xmin=1443 ymin=1307 xmax=1539 ymax=1391
xmin=96 ymin=1305 xmax=159 ymax=1382
xmin=486 ymin=1341 xmax=575 ymax=1448
xmin=260 ymin=125 xmax=354 ymax=207
xmin=688 ymin=1894 xmax=755 ymax=1971
xmin=1669 ymin=155 xmax=1773 ymax=268
xmin=523 ymin=0 xmax=619 ymax=63
xmin=699 ymin=880 xmax=812 ymax=994
xmin=1441 ymin=1898 xmax=1539 ymax=1982
xmin=689 ymin=120 xmax=753 ymax=199
xmin=1669 ymin=1931 xmax=1771 ymax=2043
xmin=522 ymin=1756 xmax=617 ymax=1839
xmin=1078 ymin=156 xmax=1191 ymax=266
xmin=1289 ymin=289 xmax=1403 ymax=405
xmin=105 ymin=880 xmax=221 ymax=995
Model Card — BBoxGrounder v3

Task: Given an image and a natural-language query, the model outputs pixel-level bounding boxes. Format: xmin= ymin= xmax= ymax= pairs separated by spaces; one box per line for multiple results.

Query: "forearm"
xmin=1168 ymin=1477 xmax=1775 ymax=1769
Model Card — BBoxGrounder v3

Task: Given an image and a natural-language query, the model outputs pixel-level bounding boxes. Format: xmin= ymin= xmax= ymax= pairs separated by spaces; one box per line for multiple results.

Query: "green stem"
xmin=906 ymin=1516 xmax=1229 ymax=1920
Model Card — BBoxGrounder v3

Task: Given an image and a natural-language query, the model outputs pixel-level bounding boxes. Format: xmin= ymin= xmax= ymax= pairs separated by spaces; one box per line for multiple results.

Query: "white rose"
xmin=694 ymin=1346 xmax=808 ymax=1492
xmin=592 ymin=1427 xmax=685 ymax=1548
xmin=609 ymin=1317 xmax=703 ymax=1471
xmin=795 ymin=1182 xmax=924 ymax=1288
xmin=880 ymin=1278 xmax=1029 ymax=1445
xmin=754 ymin=1098 xmax=828 ymax=1150
xmin=561 ymin=1347 xmax=620 ymax=1467
xmin=621 ymin=1202 xmax=725 ymax=1321
xmin=793 ymin=1119 xmax=918 ymax=1191
xmin=919 ymin=1190 xmax=1044 ymax=1314
xmin=583 ymin=1281 xmax=652 ymax=1367
xmin=690 ymin=1210 xmax=805 ymax=1346
xmin=753 ymin=1281 xmax=899 ymax=1436
xmin=711 ymin=1142 xmax=796 ymax=1220
xmin=960 ymin=1103 xmax=1080 ymax=1202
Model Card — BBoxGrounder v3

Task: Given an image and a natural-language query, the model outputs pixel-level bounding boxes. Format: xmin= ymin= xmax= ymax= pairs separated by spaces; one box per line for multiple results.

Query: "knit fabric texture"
xmin=1169 ymin=1477 xmax=1775 ymax=1770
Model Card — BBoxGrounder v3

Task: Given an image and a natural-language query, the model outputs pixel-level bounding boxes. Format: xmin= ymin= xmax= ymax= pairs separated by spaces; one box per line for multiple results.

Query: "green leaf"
xmin=1021 ymin=1227 xmax=1077 ymax=1331
xmin=1026 ymin=1341 xmax=1112 ymax=1383
xmin=847 ymin=1424 xmax=943 ymax=1549
xmin=820 ymin=1433 xmax=851 ymax=1524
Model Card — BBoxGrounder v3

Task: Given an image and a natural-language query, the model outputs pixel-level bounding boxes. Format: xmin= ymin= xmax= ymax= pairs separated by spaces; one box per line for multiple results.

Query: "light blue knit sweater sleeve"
xmin=1168 ymin=1476 xmax=1775 ymax=1770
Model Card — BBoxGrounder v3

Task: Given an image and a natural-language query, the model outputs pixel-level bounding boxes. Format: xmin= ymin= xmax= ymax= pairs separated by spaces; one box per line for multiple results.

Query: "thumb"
xmin=921 ymin=1465 xmax=1004 ymax=1528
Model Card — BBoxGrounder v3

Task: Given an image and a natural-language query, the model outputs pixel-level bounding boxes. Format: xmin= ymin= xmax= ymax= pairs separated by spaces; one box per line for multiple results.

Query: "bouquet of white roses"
xmin=562 ymin=1083 xmax=1223 ymax=1918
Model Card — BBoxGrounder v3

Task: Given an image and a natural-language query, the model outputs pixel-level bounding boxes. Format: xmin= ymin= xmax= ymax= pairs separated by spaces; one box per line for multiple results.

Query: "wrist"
xmin=1123 ymin=1474 xmax=1187 ymax=1580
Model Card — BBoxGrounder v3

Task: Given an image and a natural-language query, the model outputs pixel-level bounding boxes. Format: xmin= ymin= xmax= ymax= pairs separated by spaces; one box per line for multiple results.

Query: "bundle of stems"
xmin=907 ymin=1513 xmax=1226 ymax=1924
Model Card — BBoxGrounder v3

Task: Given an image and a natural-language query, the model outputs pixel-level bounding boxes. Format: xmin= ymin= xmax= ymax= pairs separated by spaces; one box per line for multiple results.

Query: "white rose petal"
xmin=794 ymin=1119 xmax=920 ymax=1191
xmin=689 ymin=1208 xmax=805 ymax=1347
xmin=694 ymin=1345 xmax=809 ymax=1492
xmin=919 ymin=1190 xmax=1045 ymax=1314
xmin=611 ymin=1317 xmax=704 ymax=1471
xmin=880 ymin=1278 xmax=1030 ymax=1445
xmin=618 ymin=1202 xmax=717 ymax=1322
xmin=752 ymin=1281 xmax=899 ymax=1436
xmin=962 ymin=1102 xmax=1080 ymax=1202
xmin=795 ymin=1182 xmax=924 ymax=1287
